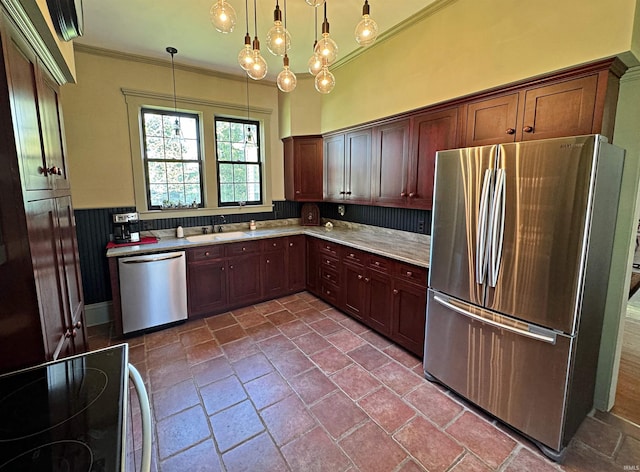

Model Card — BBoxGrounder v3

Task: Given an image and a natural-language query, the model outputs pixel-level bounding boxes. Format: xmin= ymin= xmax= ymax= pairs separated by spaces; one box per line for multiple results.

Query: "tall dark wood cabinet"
xmin=283 ymin=136 xmax=323 ymax=201
xmin=0 ymin=12 xmax=86 ymax=374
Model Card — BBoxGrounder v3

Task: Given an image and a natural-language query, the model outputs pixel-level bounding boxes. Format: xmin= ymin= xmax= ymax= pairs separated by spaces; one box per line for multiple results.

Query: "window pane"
xmin=245 ymin=144 xmax=259 ymax=162
xmin=220 ymin=183 xmax=234 ymax=203
xmin=149 ymin=184 xmax=168 ymax=206
xmin=216 ymin=121 xmax=230 ymax=142
xmin=218 ymin=142 xmax=232 ymax=161
xmin=247 ymin=183 xmax=261 ymax=202
xmin=230 ymin=122 xmax=244 ymax=143
xmin=182 ymin=139 xmax=199 ymax=160
xmin=233 ymin=165 xmax=247 ymax=183
xmin=184 ymin=163 xmax=200 ymax=183
xmin=231 ymin=143 xmax=246 ymax=162
xmin=246 ymin=164 xmax=260 ymax=182
xmin=167 ymin=184 xmax=185 ymax=204
xmin=148 ymin=161 xmax=167 ymax=183
xmin=166 ymin=162 xmax=185 ymax=183
xmin=235 ymin=184 xmax=248 ymax=202
xmin=144 ymin=113 xmax=163 ymax=137
xmin=246 ymin=124 xmax=257 ymax=143
xmin=180 ymin=117 xmax=198 ymax=140
xmin=145 ymin=137 xmax=164 ymax=160
xmin=163 ymin=115 xmax=178 ymax=138
xmin=165 ymin=137 xmax=183 ymax=160
xmin=219 ymin=163 xmax=233 ymax=183
xmin=184 ymin=184 xmax=202 ymax=205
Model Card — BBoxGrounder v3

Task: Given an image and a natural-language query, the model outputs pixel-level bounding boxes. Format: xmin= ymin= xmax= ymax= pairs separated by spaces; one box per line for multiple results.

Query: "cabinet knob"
xmin=506 ymin=128 xmax=516 ymax=135
xmin=326 ymin=259 xmax=330 ymax=264
xmin=364 ymin=277 xmax=370 ymax=283
xmin=47 ymin=166 xmax=62 ymax=176
xmin=340 ymin=191 xmax=346 ymax=195
xmin=72 ymin=329 xmax=78 ymax=338
xmin=221 ymin=266 xmax=225 ymax=271
xmin=75 ymin=321 xmax=82 ymax=329
xmin=267 ymin=259 xmax=270 ymax=264
xmin=205 ymin=251 xmax=210 ymax=256
xmin=409 ymin=193 xmax=416 ymax=198
xmin=289 ymin=242 xmax=293 ymax=247
xmin=374 ymin=261 xmax=380 ymax=266
xmin=326 ymin=290 xmax=331 ymax=295
xmin=358 ymin=274 xmax=363 ymax=280
xmin=406 ymin=271 xmax=413 ymax=277
xmin=242 ymin=247 xmax=246 ymax=251
xmin=349 ymin=253 xmax=355 ymax=258
xmin=393 ymin=289 xmax=398 ymax=295
xmin=230 ymin=265 xmax=234 ymax=269
xmin=346 ymin=191 xmax=352 ymax=195
xmin=296 ymin=190 xmax=301 ymax=194
xmin=523 ymin=126 xmax=534 ymax=133
xmin=400 ymin=192 xmax=407 ymax=197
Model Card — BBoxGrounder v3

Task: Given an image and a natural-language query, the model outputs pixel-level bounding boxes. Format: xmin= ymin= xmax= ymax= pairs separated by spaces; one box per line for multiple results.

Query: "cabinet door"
xmin=323 ymin=134 xmax=346 ymax=201
xmin=464 ymin=93 xmax=519 ymax=147
xmin=38 ymin=70 xmax=69 ymax=190
xmin=409 ymin=108 xmax=459 ymax=209
xmin=368 ymin=269 xmax=393 ymax=336
xmin=520 ymin=75 xmax=598 ymax=141
xmin=284 ymin=136 xmax=323 ymax=201
xmin=228 ymin=254 xmax=262 ymax=304
xmin=263 ymin=248 xmax=287 ymax=298
xmin=25 ymin=199 xmax=66 ymax=359
xmin=392 ymin=279 xmax=427 ymax=356
xmin=55 ymin=196 xmax=86 ymax=352
xmin=342 ymin=263 xmax=367 ymax=321
xmin=345 ymin=129 xmax=372 ymax=203
xmin=5 ymin=33 xmax=48 ymax=191
xmin=306 ymin=238 xmax=321 ymax=295
xmin=372 ymin=119 xmax=411 ymax=207
xmin=188 ymin=259 xmax=228 ymax=316
xmin=287 ymin=235 xmax=306 ymax=292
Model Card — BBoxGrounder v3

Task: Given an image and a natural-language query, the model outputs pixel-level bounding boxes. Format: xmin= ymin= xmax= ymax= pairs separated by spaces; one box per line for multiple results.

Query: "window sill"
xmin=138 ymin=203 xmax=274 ymax=220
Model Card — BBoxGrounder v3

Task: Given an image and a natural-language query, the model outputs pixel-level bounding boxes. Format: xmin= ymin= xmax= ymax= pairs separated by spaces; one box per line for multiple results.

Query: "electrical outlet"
xmin=418 ymin=220 xmax=425 ymax=232
xmin=141 ymin=220 xmax=153 ymax=230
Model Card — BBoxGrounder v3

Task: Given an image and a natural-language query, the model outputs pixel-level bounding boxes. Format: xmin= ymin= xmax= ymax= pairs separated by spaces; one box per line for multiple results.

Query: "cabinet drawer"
xmin=320 ymin=255 xmax=340 ymax=271
xmin=226 ymin=240 xmax=261 ymax=256
xmin=187 ymin=245 xmax=224 ymax=262
xmin=321 ymin=281 xmax=340 ymax=305
xmin=318 ymin=240 xmax=341 ymax=258
xmin=395 ymin=262 xmax=428 ymax=287
xmin=320 ymin=267 xmax=340 ymax=285
xmin=262 ymin=237 xmax=287 ymax=252
xmin=369 ymin=255 xmax=391 ymax=273
xmin=343 ymin=248 xmax=367 ymax=267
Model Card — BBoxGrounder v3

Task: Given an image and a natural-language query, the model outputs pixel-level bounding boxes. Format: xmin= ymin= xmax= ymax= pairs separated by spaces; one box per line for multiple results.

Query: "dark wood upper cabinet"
xmin=372 ymin=119 xmax=411 ymax=207
xmin=408 ymin=107 xmax=459 ymax=209
xmin=520 ymin=75 xmax=598 ymax=141
xmin=283 ymin=135 xmax=323 ymax=201
xmin=345 ymin=129 xmax=372 ymax=203
xmin=323 ymin=133 xmax=346 ymax=201
xmin=463 ymin=93 xmax=519 ymax=147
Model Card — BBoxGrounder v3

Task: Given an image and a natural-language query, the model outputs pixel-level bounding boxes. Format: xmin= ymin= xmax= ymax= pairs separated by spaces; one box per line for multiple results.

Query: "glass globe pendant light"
xmin=166 ymin=47 xmax=182 ymax=137
xmin=266 ymin=0 xmax=291 ymax=57
xmin=210 ymin=0 xmax=236 ymax=33
xmin=277 ymin=55 xmax=297 ymax=92
xmin=237 ymin=0 xmax=254 ymax=71
xmin=307 ymin=8 xmax=322 ymax=76
xmin=315 ymin=58 xmax=335 ymax=94
xmin=247 ymin=0 xmax=267 ymax=80
xmin=314 ymin=3 xmax=338 ymax=65
xmin=355 ymin=0 xmax=378 ymax=47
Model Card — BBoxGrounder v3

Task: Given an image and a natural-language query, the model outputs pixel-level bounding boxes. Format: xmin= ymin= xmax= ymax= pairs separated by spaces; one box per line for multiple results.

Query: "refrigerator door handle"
xmin=476 ymin=169 xmax=493 ymax=284
xmin=433 ymin=295 xmax=557 ymax=344
xmin=488 ymin=169 xmax=506 ymax=287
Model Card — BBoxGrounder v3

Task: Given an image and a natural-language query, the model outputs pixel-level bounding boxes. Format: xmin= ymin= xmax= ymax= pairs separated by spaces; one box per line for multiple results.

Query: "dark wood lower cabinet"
xmin=392 ymin=279 xmax=427 ymax=356
xmin=342 ymin=263 xmax=368 ymax=322
xmin=287 ymin=235 xmax=306 ymax=293
xmin=368 ymin=269 xmax=393 ymax=336
xmin=263 ymin=247 xmax=287 ymax=298
xmin=228 ymin=254 xmax=262 ymax=304
xmin=188 ymin=259 xmax=228 ymax=316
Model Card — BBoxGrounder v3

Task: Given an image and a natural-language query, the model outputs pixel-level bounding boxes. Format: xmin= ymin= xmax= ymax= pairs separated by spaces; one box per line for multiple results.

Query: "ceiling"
xmin=75 ymin=0 xmax=436 ymax=80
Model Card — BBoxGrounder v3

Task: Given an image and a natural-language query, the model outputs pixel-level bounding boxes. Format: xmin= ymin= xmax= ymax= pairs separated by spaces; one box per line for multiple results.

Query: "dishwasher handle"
xmin=120 ymin=253 xmax=183 ymax=264
xmin=128 ymin=363 xmax=151 ymax=472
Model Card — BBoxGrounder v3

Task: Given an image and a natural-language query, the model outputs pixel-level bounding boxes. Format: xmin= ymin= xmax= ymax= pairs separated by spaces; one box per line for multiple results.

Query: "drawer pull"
xmin=349 ymin=253 xmax=355 ymax=257
xmin=205 ymin=251 xmax=210 ymax=256
xmin=374 ymin=261 xmax=380 ymax=266
xmin=242 ymin=247 xmax=246 ymax=251
xmin=406 ymin=271 xmax=413 ymax=277
xmin=273 ymin=243 xmax=277 ymax=247
xmin=506 ymin=128 xmax=515 ymax=135
xmin=364 ymin=277 xmax=369 ymax=283
xmin=393 ymin=289 xmax=398 ymax=295
xmin=267 ymin=259 xmax=270 ymax=264
xmin=523 ymin=126 xmax=534 ymax=133
xmin=357 ymin=275 xmax=363 ymax=280
xmin=326 ymin=290 xmax=331 ymax=295
xmin=289 ymin=242 xmax=293 ymax=247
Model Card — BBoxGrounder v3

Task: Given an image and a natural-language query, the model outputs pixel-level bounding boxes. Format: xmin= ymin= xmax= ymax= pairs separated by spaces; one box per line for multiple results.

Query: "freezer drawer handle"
xmin=120 ymin=253 xmax=183 ymax=264
xmin=433 ymin=295 xmax=557 ymax=344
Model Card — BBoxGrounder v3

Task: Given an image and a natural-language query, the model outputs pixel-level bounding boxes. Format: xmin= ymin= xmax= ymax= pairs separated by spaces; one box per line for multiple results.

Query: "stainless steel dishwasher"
xmin=118 ymin=251 xmax=188 ymax=334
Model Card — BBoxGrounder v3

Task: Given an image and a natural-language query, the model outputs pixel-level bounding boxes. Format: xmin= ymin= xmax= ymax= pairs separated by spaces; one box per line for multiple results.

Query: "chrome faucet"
xmin=214 ymin=215 xmax=226 ymax=233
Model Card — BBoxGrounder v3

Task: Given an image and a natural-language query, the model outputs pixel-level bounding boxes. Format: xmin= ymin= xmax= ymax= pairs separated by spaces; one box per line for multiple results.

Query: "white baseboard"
xmin=85 ymin=301 xmax=113 ymax=327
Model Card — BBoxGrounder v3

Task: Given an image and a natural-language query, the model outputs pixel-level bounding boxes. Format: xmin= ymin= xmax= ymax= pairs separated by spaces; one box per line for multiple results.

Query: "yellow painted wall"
xmin=317 ymin=0 xmax=640 ymax=133
xmin=61 ymin=49 xmax=282 ymax=208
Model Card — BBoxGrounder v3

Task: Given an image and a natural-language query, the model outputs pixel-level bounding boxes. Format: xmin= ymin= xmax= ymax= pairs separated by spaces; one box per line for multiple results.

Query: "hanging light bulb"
xmin=315 ymin=59 xmax=335 ymax=94
xmin=314 ymin=3 xmax=338 ymax=65
xmin=305 ymin=0 xmax=326 ymax=6
xmin=266 ymin=0 xmax=290 ymax=57
xmin=355 ymin=0 xmax=378 ymax=47
xmin=277 ymin=55 xmax=297 ymax=92
xmin=307 ymin=8 xmax=322 ymax=76
xmin=166 ymin=46 xmax=182 ymax=137
xmin=247 ymin=38 xmax=268 ymax=80
xmin=210 ymin=0 xmax=236 ymax=33
xmin=237 ymin=0 xmax=253 ymax=71
xmin=246 ymin=0 xmax=267 ymax=80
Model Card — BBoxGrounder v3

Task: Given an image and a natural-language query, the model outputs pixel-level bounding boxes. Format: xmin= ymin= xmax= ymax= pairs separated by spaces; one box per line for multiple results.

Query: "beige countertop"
xmin=106 ymin=219 xmax=431 ymax=268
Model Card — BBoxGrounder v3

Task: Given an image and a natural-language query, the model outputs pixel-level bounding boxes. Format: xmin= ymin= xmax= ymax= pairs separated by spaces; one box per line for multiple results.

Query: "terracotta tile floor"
xmin=88 ymin=292 xmax=640 ymax=472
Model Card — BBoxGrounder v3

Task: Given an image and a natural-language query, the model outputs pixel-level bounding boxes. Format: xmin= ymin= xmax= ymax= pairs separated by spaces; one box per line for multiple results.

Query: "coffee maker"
xmin=112 ymin=212 xmax=140 ymax=244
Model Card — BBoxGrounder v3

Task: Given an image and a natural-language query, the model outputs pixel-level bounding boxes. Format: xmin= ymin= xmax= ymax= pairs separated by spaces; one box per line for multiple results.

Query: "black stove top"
xmin=0 ymin=345 xmax=128 ymax=471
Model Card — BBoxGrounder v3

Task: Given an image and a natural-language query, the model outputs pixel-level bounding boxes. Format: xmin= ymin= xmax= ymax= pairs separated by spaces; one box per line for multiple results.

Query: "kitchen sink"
xmin=185 ymin=231 xmax=248 ymax=243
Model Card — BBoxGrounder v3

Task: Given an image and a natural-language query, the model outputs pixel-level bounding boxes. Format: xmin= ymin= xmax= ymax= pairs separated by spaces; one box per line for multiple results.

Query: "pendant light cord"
xmin=253 ymin=0 xmax=258 ymax=37
xmin=170 ymin=52 xmax=177 ymax=112
xmin=244 ymin=0 xmax=249 ymax=34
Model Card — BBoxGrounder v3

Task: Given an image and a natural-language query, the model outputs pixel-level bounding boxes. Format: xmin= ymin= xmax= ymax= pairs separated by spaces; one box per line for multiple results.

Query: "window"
xmin=142 ymin=109 xmax=203 ymax=210
xmin=215 ymin=117 xmax=262 ymax=206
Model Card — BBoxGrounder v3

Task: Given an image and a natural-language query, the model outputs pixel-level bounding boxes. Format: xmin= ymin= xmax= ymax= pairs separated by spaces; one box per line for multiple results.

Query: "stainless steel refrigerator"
xmin=424 ymin=134 xmax=625 ymax=460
